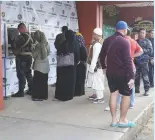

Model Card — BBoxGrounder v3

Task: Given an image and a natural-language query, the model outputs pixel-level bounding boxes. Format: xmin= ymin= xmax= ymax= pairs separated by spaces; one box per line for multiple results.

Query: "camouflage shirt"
xmin=13 ymin=32 xmax=34 ymax=55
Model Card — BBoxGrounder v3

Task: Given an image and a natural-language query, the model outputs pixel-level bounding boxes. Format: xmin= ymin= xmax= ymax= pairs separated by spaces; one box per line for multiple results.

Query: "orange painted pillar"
xmin=0 ymin=5 xmax=4 ymax=110
xmin=76 ymin=2 xmax=103 ymax=47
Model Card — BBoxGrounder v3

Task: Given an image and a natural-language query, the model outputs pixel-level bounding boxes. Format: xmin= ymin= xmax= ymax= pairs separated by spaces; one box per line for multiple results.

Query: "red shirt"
xmin=125 ymin=36 xmax=141 ymax=70
xmin=125 ymin=36 xmax=141 ymax=60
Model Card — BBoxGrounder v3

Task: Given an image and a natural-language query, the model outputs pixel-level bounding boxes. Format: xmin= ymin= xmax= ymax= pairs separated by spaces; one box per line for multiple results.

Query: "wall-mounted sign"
xmin=103 ymin=5 xmax=119 ymax=17
xmin=134 ymin=17 xmax=143 ymax=22
xmin=132 ymin=20 xmax=154 ymax=31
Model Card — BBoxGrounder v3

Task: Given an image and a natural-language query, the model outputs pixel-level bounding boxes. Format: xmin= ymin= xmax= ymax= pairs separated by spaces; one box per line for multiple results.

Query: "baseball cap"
xmin=116 ymin=21 xmax=130 ymax=30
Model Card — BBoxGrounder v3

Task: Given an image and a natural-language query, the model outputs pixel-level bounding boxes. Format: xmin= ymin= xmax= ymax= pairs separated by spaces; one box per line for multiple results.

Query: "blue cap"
xmin=116 ymin=21 xmax=129 ymax=30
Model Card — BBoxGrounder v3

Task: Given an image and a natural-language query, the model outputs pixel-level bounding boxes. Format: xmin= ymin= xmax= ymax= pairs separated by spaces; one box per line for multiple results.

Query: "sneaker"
xmin=105 ymin=106 xmax=120 ymax=111
xmin=53 ymin=98 xmax=59 ymax=101
xmin=93 ymin=99 xmax=105 ymax=104
xmin=12 ymin=91 xmax=24 ymax=97
xmin=92 ymin=97 xmax=98 ymax=101
xmin=129 ymin=106 xmax=134 ymax=109
xmin=88 ymin=94 xmax=97 ymax=100
xmin=105 ymin=106 xmax=110 ymax=111
xmin=32 ymin=98 xmax=43 ymax=101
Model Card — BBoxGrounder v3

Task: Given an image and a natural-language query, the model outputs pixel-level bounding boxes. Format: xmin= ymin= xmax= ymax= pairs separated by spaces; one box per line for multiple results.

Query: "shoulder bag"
xmin=57 ymin=42 xmax=74 ymax=67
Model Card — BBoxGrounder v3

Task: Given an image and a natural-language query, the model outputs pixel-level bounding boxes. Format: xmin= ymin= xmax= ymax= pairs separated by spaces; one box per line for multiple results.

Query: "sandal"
xmin=118 ymin=121 xmax=136 ymax=128
xmin=111 ymin=123 xmax=118 ymax=127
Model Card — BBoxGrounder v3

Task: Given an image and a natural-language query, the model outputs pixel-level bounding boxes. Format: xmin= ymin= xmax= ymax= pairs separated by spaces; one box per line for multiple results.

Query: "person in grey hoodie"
xmin=31 ymin=30 xmax=50 ymax=101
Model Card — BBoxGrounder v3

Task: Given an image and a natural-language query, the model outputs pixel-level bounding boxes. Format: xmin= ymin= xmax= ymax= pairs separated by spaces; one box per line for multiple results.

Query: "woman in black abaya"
xmin=54 ymin=30 xmax=80 ymax=101
xmin=74 ymin=32 xmax=87 ymax=96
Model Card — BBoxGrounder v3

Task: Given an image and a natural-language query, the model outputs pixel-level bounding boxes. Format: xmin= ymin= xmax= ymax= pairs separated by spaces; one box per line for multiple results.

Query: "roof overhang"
xmin=99 ymin=1 xmax=154 ymax=7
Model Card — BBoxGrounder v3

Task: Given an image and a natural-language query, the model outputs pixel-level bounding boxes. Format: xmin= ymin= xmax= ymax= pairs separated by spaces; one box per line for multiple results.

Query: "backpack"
xmin=12 ymin=33 xmax=34 ymax=55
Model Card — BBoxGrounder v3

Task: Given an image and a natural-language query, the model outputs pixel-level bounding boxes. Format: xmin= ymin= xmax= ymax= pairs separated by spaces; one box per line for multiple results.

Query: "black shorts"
xmin=106 ymin=75 xmax=132 ymax=96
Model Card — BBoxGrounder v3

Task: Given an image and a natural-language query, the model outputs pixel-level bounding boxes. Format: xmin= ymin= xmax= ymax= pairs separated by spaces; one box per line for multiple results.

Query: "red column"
xmin=0 ymin=5 xmax=4 ymax=110
xmin=76 ymin=2 xmax=103 ymax=47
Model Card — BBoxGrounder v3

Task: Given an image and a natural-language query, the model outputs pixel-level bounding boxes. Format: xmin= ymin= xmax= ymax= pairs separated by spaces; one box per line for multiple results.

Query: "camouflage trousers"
xmin=16 ymin=55 xmax=33 ymax=92
xmin=135 ymin=62 xmax=150 ymax=92
xmin=149 ymin=62 xmax=154 ymax=86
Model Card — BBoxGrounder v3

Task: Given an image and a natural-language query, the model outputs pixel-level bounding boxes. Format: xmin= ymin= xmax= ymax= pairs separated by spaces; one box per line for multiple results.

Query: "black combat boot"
xmin=26 ymin=89 xmax=32 ymax=95
xmin=144 ymin=90 xmax=149 ymax=96
xmin=135 ymin=87 xmax=140 ymax=93
xmin=150 ymin=83 xmax=154 ymax=88
xmin=12 ymin=91 xmax=24 ymax=97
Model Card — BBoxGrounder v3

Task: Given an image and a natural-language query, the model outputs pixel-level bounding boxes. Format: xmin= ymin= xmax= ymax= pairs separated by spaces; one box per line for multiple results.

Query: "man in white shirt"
xmin=86 ymin=28 xmax=105 ymax=104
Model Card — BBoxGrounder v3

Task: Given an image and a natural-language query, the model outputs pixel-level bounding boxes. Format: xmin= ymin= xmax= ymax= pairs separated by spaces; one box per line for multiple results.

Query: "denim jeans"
xmin=117 ymin=87 xmax=135 ymax=107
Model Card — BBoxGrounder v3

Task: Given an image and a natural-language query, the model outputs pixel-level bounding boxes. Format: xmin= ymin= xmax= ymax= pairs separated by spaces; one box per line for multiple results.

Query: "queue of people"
xmin=10 ymin=21 xmax=154 ymax=128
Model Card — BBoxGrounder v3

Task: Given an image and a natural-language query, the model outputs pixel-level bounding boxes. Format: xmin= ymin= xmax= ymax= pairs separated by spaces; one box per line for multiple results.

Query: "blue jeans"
xmin=117 ymin=87 xmax=135 ymax=107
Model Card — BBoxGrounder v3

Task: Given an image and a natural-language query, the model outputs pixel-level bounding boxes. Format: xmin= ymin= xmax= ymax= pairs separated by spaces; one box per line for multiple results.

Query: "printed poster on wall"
xmin=1 ymin=1 xmax=79 ymax=96
xmin=131 ymin=20 xmax=154 ymax=31
xmin=1 ymin=1 xmax=20 ymax=23
xmin=1 ymin=22 xmax=5 ymax=57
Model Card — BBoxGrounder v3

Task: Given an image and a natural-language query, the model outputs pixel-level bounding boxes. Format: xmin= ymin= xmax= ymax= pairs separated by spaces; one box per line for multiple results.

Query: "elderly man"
xmin=100 ymin=21 xmax=135 ymax=128
xmin=86 ymin=28 xmax=105 ymax=104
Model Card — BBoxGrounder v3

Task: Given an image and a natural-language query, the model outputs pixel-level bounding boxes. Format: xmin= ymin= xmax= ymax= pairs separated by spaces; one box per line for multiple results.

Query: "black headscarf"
xmin=65 ymin=30 xmax=75 ymax=42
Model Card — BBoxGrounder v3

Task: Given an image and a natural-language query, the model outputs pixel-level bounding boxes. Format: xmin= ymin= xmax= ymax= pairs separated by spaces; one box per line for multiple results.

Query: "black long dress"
xmin=74 ymin=46 xmax=87 ymax=96
xmin=32 ymin=71 xmax=48 ymax=100
xmin=55 ymin=33 xmax=80 ymax=101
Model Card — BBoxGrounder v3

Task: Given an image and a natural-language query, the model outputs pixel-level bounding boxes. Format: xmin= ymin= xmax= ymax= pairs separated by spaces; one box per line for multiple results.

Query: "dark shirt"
xmin=79 ymin=46 xmax=87 ymax=62
xmin=100 ymin=32 xmax=134 ymax=81
xmin=148 ymin=38 xmax=154 ymax=57
xmin=54 ymin=33 xmax=66 ymax=50
xmin=13 ymin=32 xmax=33 ymax=55
xmin=137 ymin=38 xmax=152 ymax=56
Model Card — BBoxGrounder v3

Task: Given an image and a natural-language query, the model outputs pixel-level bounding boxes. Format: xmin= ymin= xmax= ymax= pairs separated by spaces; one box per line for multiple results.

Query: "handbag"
xmin=57 ymin=53 xmax=74 ymax=67
xmin=105 ymin=37 xmax=118 ymax=67
xmin=57 ymin=41 xmax=75 ymax=67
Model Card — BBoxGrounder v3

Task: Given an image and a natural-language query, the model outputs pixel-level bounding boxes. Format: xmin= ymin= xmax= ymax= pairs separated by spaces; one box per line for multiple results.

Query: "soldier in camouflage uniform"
xmin=135 ymin=28 xmax=153 ymax=96
xmin=147 ymin=30 xmax=154 ymax=88
xmin=12 ymin=23 xmax=34 ymax=97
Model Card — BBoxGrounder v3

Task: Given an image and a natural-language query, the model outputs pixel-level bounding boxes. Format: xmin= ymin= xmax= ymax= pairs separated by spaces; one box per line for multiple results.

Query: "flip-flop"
xmin=111 ymin=123 xmax=118 ymax=127
xmin=118 ymin=121 xmax=136 ymax=128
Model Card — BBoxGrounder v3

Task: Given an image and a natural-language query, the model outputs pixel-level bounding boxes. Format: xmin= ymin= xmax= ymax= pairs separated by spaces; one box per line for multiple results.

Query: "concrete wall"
xmin=76 ymin=2 xmax=103 ymax=47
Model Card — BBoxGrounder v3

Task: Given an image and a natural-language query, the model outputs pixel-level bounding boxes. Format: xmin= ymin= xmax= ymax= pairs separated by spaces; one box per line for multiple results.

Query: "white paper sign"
xmin=2 ymin=1 xmax=79 ymax=96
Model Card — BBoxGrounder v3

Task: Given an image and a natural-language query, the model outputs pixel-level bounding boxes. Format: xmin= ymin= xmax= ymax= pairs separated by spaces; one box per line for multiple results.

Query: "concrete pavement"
xmin=133 ymin=114 xmax=153 ymax=140
xmin=0 ymin=86 xmax=153 ymax=140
